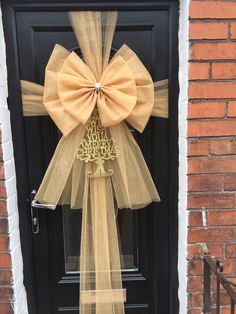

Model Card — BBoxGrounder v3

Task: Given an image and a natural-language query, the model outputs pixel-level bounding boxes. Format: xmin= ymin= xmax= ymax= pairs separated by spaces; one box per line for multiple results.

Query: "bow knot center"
xmin=95 ymin=82 xmax=101 ymax=93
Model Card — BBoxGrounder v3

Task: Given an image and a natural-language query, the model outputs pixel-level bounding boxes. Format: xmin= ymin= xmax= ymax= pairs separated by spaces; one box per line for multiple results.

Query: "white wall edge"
xmin=178 ymin=0 xmax=189 ymax=313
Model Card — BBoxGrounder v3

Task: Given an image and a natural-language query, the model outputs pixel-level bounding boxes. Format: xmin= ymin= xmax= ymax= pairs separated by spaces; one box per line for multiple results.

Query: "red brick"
xmin=0 ymin=236 xmax=9 ymax=251
xmin=189 ymin=62 xmax=210 ymax=80
xmin=0 ymin=163 xmax=5 ymax=180
xmin=188 ymin=310 xmax=201 ymax=314
xmin=188 ymin=244 xmax=203 ymax=259
xmin=188 ymin=276 xmax=203 ymax=292
xmin=188 ymin=121 xmax=236 ymax=137
xmin=0 ymin=183 xmax=6 ymax=198
xmin=225 ymin=243 xmax=236 ymax=258
xmin=205 ymin=243 xmax=225 ymax=259
xmin=188 ymin=260 xmax=203 ymax=275
xmin=189 ymin=82 xmax=236 ymax=99
xmin=0 ymin=303 xmax=13 ymax=314
xmin=207 ymin=211 xmax=236 ymax=226
xmin=188 ymin=102 xmax=225 ymax=119
xmin=188 ymin=243 xmax=224 ymax=259
xmin=210 ymin=139 xmax=236 ymax=155
xmin=189 ymin=22 xmax=228 ymax=40
xmin=188 ymin=194 xmax=235 ymax=209
xmin=188 ymin=227 xmax=234 ymax=243
xmin=188 ymin=292 xmax=203 ymax=308
xmin=0 ymin=219 xmax=8 ymax=234
xmin=188 ymin=139 xmax=209 ymax=156
xmin=189 ymin=211 xmax=203 ymax=227
xmin=0 ymin=287 xmax=14 ymax=302
xmin=230 ymin=22 xmax=236 ymax=40
xmin=0 ymin=200 xmax=7 ymax=217
xmin=0 ymin=253 xmax=11 ymax=268
xmin=190 ymin=43 xmax=236 ymax=60
xmin=0 ymin=270 xmax=12 ymax=285
xmin=190 ymin=1 xmax=236 ymax=19
xmin=222 ymin=308 xmax=232 ymax=314
xmin=212 ymin=291 xmax=230 ymax=306
xmin=188 ymin=175 xmax=222 ymax=192
xmin=212 ymin=62 xmax=236 ymax=79
xmin=224 ymin=175 xmax=236 ymax=191
xmin=188 ymin=157 xmax=236 ymax=174
xmin=220 ymin=259 xmax=236 ymax=275
xmin=228 ymin=101 xmax=236 ymax=117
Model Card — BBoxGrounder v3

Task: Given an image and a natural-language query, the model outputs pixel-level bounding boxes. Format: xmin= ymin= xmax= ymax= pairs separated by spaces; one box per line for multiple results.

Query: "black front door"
xmin=2 ymin=1 xmax=179 ymax=313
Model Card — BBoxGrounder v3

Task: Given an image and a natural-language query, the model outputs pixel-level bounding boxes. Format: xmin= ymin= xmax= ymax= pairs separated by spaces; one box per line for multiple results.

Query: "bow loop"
xmin=57 ymin=52 xmax=97 ymax=125
xmin=43 ymin=44 xmax=154 ymax=136
xmin=97 ymin=55 xmax=137 ymax=127
xmin=113 ymin=45 xmax=155 ymax=132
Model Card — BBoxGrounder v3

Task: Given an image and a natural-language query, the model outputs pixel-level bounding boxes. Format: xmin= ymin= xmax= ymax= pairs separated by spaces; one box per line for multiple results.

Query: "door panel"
xmin=2 ymin=1 xmax=179 ymax=313
xmin=63 ymin=208 xmax=139 ymax=273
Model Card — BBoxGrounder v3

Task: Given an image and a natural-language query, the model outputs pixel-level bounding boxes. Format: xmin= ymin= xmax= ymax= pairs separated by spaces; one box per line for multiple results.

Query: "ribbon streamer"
xmin=20 ymin=11 xmax=169 ymax=313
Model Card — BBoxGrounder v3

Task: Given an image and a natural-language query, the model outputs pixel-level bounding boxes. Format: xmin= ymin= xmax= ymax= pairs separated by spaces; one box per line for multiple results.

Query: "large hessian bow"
xmin=20 ymin=11 xmax=168 ymax=314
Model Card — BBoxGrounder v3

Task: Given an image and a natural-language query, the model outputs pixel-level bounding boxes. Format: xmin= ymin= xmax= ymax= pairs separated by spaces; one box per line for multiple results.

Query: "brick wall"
xmin=188 ymin=1 xmax=236 ymax=313
xmin=0 ymin=8 xmax=28 ymax=314
xmin=1 ymin=0 xmax=236 ymax=313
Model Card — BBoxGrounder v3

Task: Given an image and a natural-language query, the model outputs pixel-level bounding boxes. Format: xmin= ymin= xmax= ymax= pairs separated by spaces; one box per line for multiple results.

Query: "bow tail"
xmin=80 ymin=164 xmax=125 ymax=314
xmin=79 ymin=122 xmax=161 ymax=313
xmin=69 ymin=11 xmax=117 ymax=80
xmin=35 ymin=125 xmax=86 ymax=207
xmin=109 ymin=123 xmax=160 ymax=209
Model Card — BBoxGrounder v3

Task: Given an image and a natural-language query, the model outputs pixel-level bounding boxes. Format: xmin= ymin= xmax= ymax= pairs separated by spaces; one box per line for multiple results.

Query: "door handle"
xmin=30 ymin=190 xmax=55 ymax=234
xmin=30 ymin=190 xmax=40 ymax=235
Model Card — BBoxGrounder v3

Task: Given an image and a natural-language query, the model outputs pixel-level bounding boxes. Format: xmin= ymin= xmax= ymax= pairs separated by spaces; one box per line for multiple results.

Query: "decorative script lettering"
xmin=77 ymin=108 xmax=117 ymax=177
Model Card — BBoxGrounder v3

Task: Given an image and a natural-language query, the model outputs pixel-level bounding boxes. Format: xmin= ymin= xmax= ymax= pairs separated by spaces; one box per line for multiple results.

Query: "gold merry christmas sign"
xmin=77 ymin=108 xmax=117 ymax=178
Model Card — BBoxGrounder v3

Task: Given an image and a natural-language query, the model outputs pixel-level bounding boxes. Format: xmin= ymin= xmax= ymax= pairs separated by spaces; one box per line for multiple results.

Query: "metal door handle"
xmin=31 ymin=198 xmax=55 ymax=210
xmin=30 ymin=190 xmax=55 ymax=235
xmin=31 ymin=190 xmax=55 ymax=210
xmin=30 ymin=191 xmax=39 ymax=235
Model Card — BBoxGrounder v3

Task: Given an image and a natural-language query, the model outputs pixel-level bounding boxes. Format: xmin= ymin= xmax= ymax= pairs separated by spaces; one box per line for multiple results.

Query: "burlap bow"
xmin=20 ymin=11 xmax=169 ymax=314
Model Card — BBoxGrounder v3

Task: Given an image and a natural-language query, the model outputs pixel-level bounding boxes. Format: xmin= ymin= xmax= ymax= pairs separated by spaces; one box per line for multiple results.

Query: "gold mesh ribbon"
xmin=20 ymin=11 xmax=169 ymax=313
